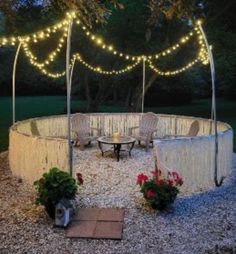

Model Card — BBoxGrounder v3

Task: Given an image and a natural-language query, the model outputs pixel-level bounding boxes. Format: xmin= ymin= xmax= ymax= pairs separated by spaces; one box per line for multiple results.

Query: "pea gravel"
xmin=0 ymin=147 xmax=236 ymax=254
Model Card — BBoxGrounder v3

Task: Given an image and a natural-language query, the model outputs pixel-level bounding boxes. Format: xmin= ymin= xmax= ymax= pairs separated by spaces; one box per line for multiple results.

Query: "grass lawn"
xmin=0 ymin=96 xmax=235 ymax=152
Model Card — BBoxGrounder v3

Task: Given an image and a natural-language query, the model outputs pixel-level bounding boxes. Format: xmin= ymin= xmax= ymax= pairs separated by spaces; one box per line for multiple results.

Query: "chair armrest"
xmin=151 ymin=129 xmax=158 ymax=135
xmin=145 ymin=129 xmax=157 ymax=136
xmin=128 ymin=126 xmax=139 ymax=135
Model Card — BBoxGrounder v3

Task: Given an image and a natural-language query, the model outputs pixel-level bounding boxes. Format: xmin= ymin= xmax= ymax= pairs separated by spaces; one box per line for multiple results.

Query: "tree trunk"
xmin=86 ymin=78 xmax=112 ymax=112
xmin=84 ymin=71 xmax=92 ymax=112
xmin=134 ymin=72 xmax=159 ymax=112
xmin=125 ymin=86 xmax=133 ymax=111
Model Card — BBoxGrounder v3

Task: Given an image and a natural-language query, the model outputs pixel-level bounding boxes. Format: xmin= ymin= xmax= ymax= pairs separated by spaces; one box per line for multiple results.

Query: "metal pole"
xmin=142 ymin=58 xmax=146 ymax=113
xmin=199 ymin=23 xmax=224 ymax=186
xmin=12 ymin=42 xmax=22 ymax=124
xmin=66 ymin=21 xmax=73 ymax=176
xmin=69 ymin=58 xmax=76 ymax=88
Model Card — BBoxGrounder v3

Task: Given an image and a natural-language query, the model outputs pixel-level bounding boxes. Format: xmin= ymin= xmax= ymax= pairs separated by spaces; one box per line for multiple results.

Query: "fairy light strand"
xmin=0 ymin=12 xmax=76 ymax=47
xmin=22 ymin=29 xmax=68 ymax=68
xmin=1 ymin=15 xmax=210 ymax=78
xmin=73 ymin=53 xmax=141 ymax=75
xmin=147 ymin=41 xmax=209 ymax=76
xmin=74 ymin=18 xmax=204 ymax=61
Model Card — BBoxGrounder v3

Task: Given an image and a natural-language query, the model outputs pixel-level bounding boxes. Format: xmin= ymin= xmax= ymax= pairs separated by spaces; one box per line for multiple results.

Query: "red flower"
xmin=136 ymin=173 xmax=148 ymax=185
xmin=168 ymin=171 xmax=172 ymax=176
xmin=156 ymin=179 xmax=164 ymax=186
xmin=168 ymin=180 xmax=173 ymax=187
xmin=172 ymin=171 xmax=179 ymax=178
xmin=176 ymin=177 xmax=183 ymax=186
xmin=146 ymin=189 xmax=155 ymax=199
xmin=76 ymin=173 xmax=83 ymax=185
xmin=151 ymin=169 xmax=161 ymax=177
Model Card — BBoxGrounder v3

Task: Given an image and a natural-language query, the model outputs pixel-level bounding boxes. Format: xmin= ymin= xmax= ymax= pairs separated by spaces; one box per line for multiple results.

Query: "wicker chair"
xmin=71 ymin=113 xmax=102 ymax=150
xmin=129 ymin=112 xmax=158 ymax=152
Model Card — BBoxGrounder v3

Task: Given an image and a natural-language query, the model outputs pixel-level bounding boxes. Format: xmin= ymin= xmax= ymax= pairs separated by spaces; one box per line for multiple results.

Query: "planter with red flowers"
xmin=136 ymin=169 xmax=183 ymax=210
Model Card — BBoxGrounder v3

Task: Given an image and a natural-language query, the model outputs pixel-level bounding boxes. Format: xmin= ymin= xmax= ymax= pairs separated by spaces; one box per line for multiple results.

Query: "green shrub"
xmin=34 ymin=167 xmax=81 ymax=218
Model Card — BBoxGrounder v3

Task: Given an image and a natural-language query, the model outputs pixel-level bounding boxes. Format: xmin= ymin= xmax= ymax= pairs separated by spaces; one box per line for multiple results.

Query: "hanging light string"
xmin=146 ymin=22 xmax=209 ymax=76
xmin=24 ymin=52 xmax=141 ymax=79
xmin=72 ymin=53 xmax=141 ymax=75
xmin=195 ymin=21 xmax=209 ymax=65
xmin=1 ymin=14 xmax=209 ymax=79
xmin=22 ymin=29 xmax=68 ymax=68
xmin=0 ymin=12 xmax=76 ymax=47
xmin=29 ymin=39 xmax=206 ymax=79
xmin=23 ymin=31 xmax=208 ymax=79
xmin=39 ymin=67 xmax=66 ymax=79
xmin=147 ymin=57 xmax=200 ymax=76
xmin=147 ymin=45 xmax=208 ymax=76
xmin=74 ymin=18 xmax=204 ymax=61
xmin=0 ymin=12 xmax=207 ymax=64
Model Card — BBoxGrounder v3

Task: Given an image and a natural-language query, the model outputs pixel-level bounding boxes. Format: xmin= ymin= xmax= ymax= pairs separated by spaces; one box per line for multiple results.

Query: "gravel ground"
xmin=0 ymin=146 xmax=236 ymax=254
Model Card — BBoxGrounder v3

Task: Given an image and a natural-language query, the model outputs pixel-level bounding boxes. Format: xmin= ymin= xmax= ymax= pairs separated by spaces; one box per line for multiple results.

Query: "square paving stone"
xmin=66 ymin=221 xmax=97 ymax=238
xmin=73 ymin=208 xmax=101 ymax=221
xmin=98 ymin=208 xmax=124 ymax=222
xmin=66 ymin=208 xmax=125 ymax=239
xmin=94 ymin=221 xmax=123 ymax=239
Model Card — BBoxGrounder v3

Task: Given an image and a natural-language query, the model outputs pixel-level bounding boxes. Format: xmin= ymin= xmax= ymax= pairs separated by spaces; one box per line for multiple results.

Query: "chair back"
xmin=139 ymin=112 xmax=158 ymax=135
xmin=188 ymin=120 xmax=199 ymax=136
xmin=71 ymin=113 xmax=90 ymax=136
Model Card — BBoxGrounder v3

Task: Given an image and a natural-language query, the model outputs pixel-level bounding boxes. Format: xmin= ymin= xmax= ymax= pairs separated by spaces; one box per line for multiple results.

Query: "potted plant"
xmin=34 ymin=167 xmax=83 ymax=218
xmin=136 ymin=168 xmax=183 ymax=210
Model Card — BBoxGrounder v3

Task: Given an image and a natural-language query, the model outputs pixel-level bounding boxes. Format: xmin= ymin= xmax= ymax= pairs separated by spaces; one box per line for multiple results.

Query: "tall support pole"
xmin=69 ymin=58 xmax=76 ymax=88
xmin=199 ymin=23 xmax=224 ymax=186
xmin=142 ymin=58 xmax=146 ymax=113
xmin=66 ymin=20 xmax=73 ymax=176
xmin=12 ymin=42 xmax=22 ymax=124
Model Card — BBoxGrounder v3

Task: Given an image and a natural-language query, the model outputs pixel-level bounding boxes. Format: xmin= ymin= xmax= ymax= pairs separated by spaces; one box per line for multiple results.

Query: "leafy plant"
xmin=34 ymin=167 xmax=83 ymax=218
xmin=136 ymin=169 xmax=183 ymax=210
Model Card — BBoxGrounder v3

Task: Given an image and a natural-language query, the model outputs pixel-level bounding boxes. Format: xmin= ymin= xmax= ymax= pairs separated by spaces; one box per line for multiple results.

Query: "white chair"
xmin=129 ymin=112 xmax=158 ymax=152
xmin=164 ymin=120 xmax=200 ymax=138
xmin=71 ymin=113 xmax=102 ymax=150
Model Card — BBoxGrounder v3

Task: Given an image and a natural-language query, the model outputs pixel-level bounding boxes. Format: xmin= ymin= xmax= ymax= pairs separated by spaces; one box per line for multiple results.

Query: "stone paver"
xmin=67 ymin=208 xmax=124 ymax=239
xmin=94 ymin=221 xmax=123 ymax=239
xmin=98 ymin=208 xmax=124 ymax=222
xmin=66 ymin=221 xmax=97 ymax=238
xmin=73 ymin=208 xmax=101 ymax=221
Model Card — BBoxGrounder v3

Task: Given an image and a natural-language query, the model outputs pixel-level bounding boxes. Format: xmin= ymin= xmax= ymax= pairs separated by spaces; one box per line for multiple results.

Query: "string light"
xmin=195 ymin=24 xmax=209 ymax=65
xmin=74 ymin=17 xmax=200 ymax=61
xmin=22 ymin=30 xmax=68 ymax=68
xmin=146 ymin=32 xmax=209 ymax=76
xmin=148 ymin=58 xmax=200 ymax=76
xmin=1 ymin=14 xmax=209 ymax=78
xmin=24 ymin=48 xmax=67 ymax=78
xmin=39 ymin=68 xmax=66 ymax=78
xmin=0 ymin=11 xmax=76 ymax=47
xmin=73 ymin=53 xmax=141 ymax=75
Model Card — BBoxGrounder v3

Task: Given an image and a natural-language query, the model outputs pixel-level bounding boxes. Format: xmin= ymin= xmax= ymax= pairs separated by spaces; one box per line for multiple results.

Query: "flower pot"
xmin=151 ymin=202 xmax=168 ymax=210
xmin=45 ymin=201 xmax=56 ymax=219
